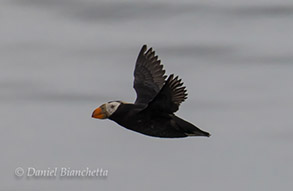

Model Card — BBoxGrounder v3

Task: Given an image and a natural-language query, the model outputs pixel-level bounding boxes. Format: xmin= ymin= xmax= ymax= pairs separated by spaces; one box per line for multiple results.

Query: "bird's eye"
xmin=111 ymin=105 xmax=115 ymax=109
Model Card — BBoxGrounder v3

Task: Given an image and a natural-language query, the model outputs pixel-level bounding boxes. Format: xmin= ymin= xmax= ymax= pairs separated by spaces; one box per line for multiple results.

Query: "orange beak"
xmin=92 ymin=107 xmax=107 ymax=119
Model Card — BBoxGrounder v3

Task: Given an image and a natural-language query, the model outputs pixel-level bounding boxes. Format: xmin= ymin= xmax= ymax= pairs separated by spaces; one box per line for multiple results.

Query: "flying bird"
xmin=92 ymin=45 xmax=210 ymax=138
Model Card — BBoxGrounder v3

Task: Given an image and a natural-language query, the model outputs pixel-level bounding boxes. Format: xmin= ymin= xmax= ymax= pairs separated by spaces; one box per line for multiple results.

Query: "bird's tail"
xmin=173 ymin=116 xmax=210 ymax=137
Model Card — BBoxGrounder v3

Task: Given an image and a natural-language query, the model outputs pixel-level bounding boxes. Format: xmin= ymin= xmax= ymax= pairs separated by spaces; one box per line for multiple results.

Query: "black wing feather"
xmin=133 ymin=45 xmax=166 ymax=104
xmin=146 ymin=74 xmax=188 ymax=113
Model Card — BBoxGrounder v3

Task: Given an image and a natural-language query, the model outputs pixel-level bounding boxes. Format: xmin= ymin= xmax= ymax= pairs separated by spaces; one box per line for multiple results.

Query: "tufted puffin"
xmin=92 ymin=45 xmax=210 ymax=138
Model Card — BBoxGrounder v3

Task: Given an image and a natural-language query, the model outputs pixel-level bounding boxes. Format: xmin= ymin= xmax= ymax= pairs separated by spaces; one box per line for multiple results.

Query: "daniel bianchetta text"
xmin=15 ymin=167 xmax=108 ymax=177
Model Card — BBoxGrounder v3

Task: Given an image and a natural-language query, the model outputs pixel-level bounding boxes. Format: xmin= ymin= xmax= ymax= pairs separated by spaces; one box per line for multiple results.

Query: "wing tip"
xmin=141 ymin=44 xmax=147 ymax=53
xmin=166 ymin=74 xmax=189 ymax=105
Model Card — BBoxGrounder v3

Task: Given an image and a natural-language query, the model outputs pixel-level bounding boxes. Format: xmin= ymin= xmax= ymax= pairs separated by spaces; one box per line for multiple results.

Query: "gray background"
xmin=1 ymin=0 xmax=293 ymax=190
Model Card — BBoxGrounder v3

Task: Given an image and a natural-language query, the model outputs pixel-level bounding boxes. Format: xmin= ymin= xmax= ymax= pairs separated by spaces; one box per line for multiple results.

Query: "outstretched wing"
xmin=146 ymin=74 xmax=188 ymax=113
xmin=133 ymin=45 xmax=166 ymax=104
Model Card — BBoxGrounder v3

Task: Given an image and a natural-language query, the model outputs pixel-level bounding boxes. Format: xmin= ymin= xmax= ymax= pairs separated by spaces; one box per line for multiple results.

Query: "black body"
xmin=109 ymin=103 xmax=210 ymax=138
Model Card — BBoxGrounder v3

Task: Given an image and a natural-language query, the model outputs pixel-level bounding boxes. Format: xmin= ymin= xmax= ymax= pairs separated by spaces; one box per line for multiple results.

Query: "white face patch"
xmin=105 ymin=101 xmax=121 ymax=117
